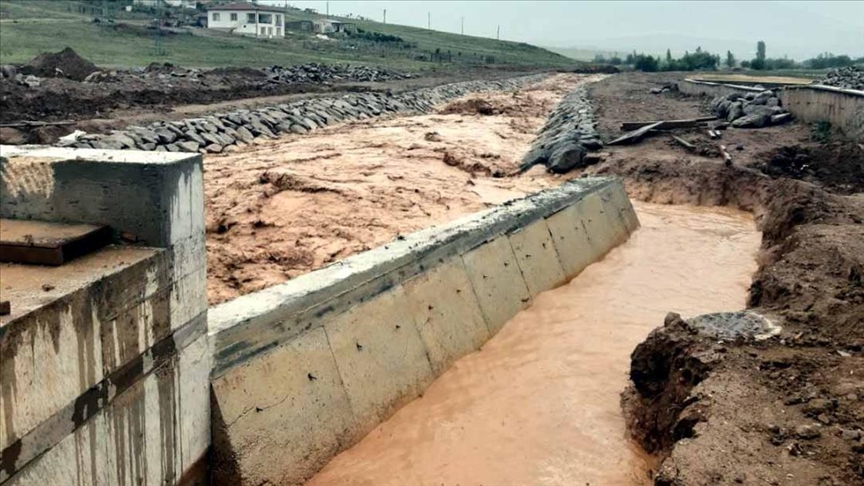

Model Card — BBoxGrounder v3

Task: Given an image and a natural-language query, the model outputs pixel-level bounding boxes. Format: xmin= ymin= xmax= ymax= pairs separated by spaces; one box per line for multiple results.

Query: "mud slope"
xmin=586 ymin=72 xmax=864 ymax=485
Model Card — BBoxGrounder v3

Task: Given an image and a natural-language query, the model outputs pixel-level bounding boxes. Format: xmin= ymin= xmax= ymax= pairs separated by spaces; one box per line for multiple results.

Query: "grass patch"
xmin=0 ymin=0 xmax=577 ymax=71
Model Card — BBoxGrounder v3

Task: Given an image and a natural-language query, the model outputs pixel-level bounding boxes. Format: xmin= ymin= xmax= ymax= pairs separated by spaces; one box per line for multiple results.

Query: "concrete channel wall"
xmin=0 ymin=146 xmax=209 ymax=486
xmin=208 ymin=177 xmax=640 ymax=485
xmin=680 ymin=79 xmax=864 ymax=141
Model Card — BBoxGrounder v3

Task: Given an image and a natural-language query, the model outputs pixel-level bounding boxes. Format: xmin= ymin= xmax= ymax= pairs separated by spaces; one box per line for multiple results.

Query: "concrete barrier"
xmin=779 ymin=85 xmax=864 ymax=142
xmin=0 ymin=146 xmax=209 ymax=486
xmin=679 ymin=79 xmax=864 ymax=141
xmin=208 ymin=177 xmax=639 ymax=485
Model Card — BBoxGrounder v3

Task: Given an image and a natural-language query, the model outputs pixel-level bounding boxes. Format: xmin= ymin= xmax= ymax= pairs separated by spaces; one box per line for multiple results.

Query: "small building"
xmin=310 ymin=20 xmax=355 ymax=34
xmin=207 ymin=2 xmax=285 ymax=38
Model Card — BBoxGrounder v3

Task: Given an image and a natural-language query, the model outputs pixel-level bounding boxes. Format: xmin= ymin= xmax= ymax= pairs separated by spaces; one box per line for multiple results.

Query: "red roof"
xmin=208 ymin=2 xmax=286 ymax=12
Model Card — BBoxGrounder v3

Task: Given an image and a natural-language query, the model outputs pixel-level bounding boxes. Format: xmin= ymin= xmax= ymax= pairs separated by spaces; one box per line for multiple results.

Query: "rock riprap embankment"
xmin=818 ymin=66 xmax=864 ymax=91
xmin=519 ymin=85 xmax=602 ymax=174
xmin=62 ymin=74 xmax=547 ymax=152
xmin=710 ymin=90 xmax=792 ymax=128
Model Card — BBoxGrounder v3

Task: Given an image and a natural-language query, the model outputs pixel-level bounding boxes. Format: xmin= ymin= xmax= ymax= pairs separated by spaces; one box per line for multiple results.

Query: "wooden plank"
xmin=0 ymin=120 xmax=76 ymax=128
xmin=620 ymin=116 xmax=718 ymax=131
xmin=0 ymin=219 xmax=112 ymax=266
xmin=608 ymin=121 xmax=664 ymax=146
xmin=671 ymin=135 xmax=696 ymax=151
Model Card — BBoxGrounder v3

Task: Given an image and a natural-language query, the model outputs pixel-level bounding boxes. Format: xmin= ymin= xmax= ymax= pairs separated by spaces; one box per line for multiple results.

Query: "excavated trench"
xmin=304 ymin=201 xmax=761 ymax=486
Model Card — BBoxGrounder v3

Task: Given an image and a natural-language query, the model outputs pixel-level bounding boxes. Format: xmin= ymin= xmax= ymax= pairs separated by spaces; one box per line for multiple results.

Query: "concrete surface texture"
xmin=208 ymin=177 xmax=639 ymax=485
xmin=0 ymin=146 xmax=209 ymax=486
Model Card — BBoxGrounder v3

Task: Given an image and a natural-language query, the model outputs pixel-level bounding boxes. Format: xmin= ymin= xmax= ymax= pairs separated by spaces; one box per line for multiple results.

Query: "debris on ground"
xmin=710 ymin=90 xmax=792 ymax=128
xmin=262 ymin=63 xmax=413 ymax=84
xmin=819 ymin=66 xmax=864 ymax=91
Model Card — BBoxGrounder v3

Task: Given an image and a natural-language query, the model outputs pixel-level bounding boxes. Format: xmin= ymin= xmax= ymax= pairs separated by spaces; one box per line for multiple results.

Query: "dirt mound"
xmin=23 ymin=47 xmax=99 ymax=81
xmin=440 ymin=98 xmax=498 ymax=115
xmin=755 ymin=142 xmax=864 ymax=195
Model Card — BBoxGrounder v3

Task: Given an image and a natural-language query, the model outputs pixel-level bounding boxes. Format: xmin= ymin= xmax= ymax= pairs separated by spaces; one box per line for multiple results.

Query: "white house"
xmin=207 ymin=2 xmax=285 ymax=38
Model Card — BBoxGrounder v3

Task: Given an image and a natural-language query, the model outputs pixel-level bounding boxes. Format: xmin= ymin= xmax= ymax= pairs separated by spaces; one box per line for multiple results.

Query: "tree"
xmin=666 ymin=48 xmax=672 ymax=64
xmin=726 ymin=50 xmax=735 ymax=68
xmin=634 ymin=54 xmax=658 ymax=72
xmin=751 ymin=40 xmax=767 ymax=70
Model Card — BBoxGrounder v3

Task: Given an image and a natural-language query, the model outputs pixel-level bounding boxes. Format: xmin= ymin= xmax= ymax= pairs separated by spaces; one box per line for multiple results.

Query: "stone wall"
xmin=207 ymin=177 xmax=639 ymax=485
xmin=64 ymin=74 xmax=548 ymax=153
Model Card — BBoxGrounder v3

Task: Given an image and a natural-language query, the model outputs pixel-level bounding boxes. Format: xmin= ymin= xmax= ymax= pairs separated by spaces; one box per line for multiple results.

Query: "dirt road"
xmin=204 ymin=73 xmax=599 ymax=305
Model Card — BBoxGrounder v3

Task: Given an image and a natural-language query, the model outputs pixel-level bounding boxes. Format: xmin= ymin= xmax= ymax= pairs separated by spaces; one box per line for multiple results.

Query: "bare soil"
xmin=585 ymin=72 xmax=864 ymax=485
xmin=204 ymin=74 xmax=595 ymax=305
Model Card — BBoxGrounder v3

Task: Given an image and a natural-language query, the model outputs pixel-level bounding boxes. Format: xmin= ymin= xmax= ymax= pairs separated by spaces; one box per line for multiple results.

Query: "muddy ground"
xmin=584 ymin=72 xmax=864 ymax=485
xmin=204 ymin=74 xmax=594 ymax=305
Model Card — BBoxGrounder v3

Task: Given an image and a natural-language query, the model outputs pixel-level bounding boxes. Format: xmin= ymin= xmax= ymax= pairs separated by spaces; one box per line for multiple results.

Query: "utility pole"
xmin=326 ymin=1 xmax=329 ymax=17
xmin=496 ymin=25 xmax=500 ymax=40
xmin=461 ymin=16 xmax=464 ymax=35
xmin=383 ymin=9 xmax=386 ymax=24
xmin=427 ymin=12 xmax=430 ymax=30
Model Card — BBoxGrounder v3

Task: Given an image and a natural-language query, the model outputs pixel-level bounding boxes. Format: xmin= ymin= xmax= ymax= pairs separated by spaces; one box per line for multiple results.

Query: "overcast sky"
xmin=271 ymin=1 xmax=864 ymax=60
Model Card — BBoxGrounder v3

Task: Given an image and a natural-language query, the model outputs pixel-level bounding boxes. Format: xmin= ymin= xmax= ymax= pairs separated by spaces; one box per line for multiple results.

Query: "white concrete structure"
xmin=207 ymin=2 xmax=284 ymax=38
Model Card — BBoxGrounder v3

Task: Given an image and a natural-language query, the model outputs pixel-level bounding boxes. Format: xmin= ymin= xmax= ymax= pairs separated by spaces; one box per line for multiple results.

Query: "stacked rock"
xmin=262 ymin=63 xmax=413 ymax=84
xmin=63 ymin=74 xmax=548 ymax=153
xmin=819 ymin=66 xmax=864 ymax=91
xmin=519 ymin=85 xmax=602 ymax=174
xmin=710 ymin=90 xmax=792 ymax=128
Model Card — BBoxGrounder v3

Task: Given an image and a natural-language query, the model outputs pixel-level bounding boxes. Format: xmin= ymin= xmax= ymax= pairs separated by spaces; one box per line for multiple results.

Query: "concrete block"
xmin=507 ymin=219 xmax=566 ymax=297
xmin=577 ymin=190 xmax=629 ymax=259
xmin=323 ymin=286 xmax=434 ymax=431
xmin=403 ymin=258 xmax=490 ymax=376
xmin=0 ymin=294 xmax=104 ymax=452
xmin=176 ymin=333 xmax=210 ymax=474
xmin=211 ymin=327 xmax=355 ymax=486
xmin=545 ymin=203 xmax=597 ymax=278
xmin=462 ymin=236 xmax=532 ymax=334
xmin=169 ymin=268 xmax=208 ymax=332
xmin=0 ymin=147 xmax=203 ymax=249
xmin=100 ymin=285 xmax=171 ymax=375
xmin=6 ymin=412 xmax=108 ymax=486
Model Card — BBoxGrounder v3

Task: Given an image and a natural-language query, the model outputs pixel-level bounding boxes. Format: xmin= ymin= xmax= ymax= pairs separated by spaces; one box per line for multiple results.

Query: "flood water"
xmin=306 ymin=201 xmax=760 ymax=486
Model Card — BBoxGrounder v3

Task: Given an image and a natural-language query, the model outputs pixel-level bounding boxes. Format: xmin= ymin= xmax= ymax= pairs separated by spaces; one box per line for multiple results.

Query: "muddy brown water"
xmin=305 ymin=201 xmax=760 ymax=486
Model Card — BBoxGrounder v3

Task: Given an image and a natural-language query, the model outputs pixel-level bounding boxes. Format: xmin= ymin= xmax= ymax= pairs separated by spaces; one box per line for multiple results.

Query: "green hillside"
xmin=0 ymin=0 xmax=577 ymax=71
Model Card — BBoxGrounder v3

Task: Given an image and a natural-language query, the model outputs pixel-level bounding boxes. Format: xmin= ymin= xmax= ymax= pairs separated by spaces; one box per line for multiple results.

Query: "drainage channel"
xmin=305 ymin=201 xmax=760 ymax=486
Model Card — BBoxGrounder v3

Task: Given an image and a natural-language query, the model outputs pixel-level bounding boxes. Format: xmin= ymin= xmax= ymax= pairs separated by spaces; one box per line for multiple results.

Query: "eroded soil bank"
xmin=204 ymin=74 xmax=598 ymax=305
xmin=586 ymin=72 xmax=864 ymax=485
xmin=304 ymin=201 xmax=760 ymax=486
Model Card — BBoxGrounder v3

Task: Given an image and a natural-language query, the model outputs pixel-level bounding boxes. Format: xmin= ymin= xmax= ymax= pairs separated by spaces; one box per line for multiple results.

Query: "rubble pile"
xmin=819 ymin=66 xmax=864 ymax=91
xmin=63 ymin=74 xmax=547 ymax=153
xmin=519 ymin=86 xmax=603 ymax=174
xmin=710 ymin=90 xmax=792 ymax=128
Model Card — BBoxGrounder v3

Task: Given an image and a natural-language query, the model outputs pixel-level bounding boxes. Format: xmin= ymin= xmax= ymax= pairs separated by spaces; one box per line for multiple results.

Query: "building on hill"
xmin=285 ymin=19 xmax=314 ymax=33
xmin=133 ymin=0 xmax=197 ymax=8
xmin=207 ymin=2 xmax=285 ymax=38
xmin=311 ymin=19 xmax=356 ymax=34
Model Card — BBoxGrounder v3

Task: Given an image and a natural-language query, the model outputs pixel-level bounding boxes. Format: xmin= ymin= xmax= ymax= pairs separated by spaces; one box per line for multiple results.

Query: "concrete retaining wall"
xmin=779 ymin=85 xmax=864 ymax=142
xmin=680 ymin=79 xmax=864 ymax=141
xmin=0 ymin=146 xmax=209 ymax=486
xmin=208 ymin=177 xmax=640 ymax=485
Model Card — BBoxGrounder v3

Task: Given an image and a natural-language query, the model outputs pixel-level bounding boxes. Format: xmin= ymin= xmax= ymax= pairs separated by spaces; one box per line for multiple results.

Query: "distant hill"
xmin=0 ymin=0 xmax=577 ymax=71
